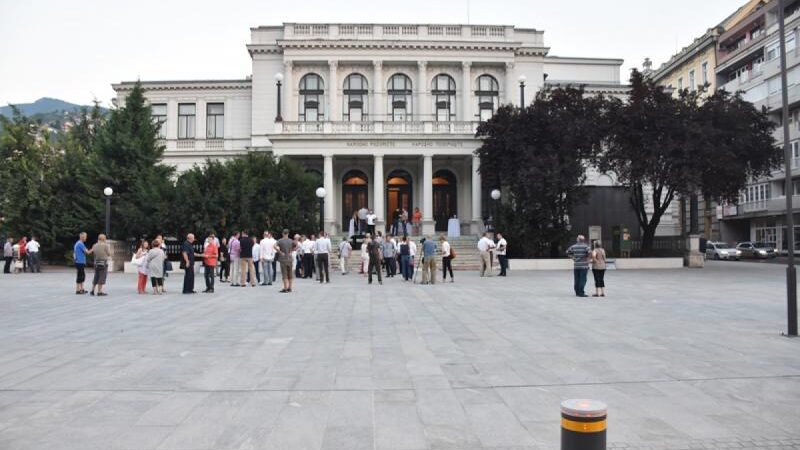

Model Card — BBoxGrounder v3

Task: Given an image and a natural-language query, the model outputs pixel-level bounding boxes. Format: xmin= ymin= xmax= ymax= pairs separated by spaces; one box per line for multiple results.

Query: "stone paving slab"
xmin=0 ymin=261 xmax=798 ymax=449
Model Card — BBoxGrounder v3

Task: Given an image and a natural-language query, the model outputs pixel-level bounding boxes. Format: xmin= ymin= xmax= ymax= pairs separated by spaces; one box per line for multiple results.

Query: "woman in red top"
xmin=17 ymin=237 xmax=27 ymax=272
xmin=411 ymin=208 xmax=422 ymax=236
xmin=203 ymin=236 xmax=218 ymax=293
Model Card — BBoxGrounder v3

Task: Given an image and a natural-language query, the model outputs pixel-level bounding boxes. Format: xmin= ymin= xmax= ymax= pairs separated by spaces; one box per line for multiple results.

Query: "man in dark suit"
xmin=182 ymin=233 xmax=199 ymax=294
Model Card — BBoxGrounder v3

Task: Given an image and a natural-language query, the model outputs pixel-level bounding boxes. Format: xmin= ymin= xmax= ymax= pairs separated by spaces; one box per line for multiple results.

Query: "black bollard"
xmin=561 ymin=399 xmax=607 ymax=450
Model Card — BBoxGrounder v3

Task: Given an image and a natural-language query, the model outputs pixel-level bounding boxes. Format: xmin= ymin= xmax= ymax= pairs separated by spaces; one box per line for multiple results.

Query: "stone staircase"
xmin=328 ymin=235 xmax=483 ymax=272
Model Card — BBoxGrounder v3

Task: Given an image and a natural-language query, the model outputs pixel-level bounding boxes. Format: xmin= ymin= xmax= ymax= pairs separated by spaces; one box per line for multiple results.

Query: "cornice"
xmin=113 ymin=80 xmax=252 ymax=92
xmin=247 ymin=40 xmax=548 ymax=55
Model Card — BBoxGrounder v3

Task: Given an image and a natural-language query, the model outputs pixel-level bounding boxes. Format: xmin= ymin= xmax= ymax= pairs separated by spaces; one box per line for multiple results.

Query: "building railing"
xmin=279 ymin=120 xmax=478 ymax=134
xmin=176 ymin=139 xmax=195 ymax=149
xmin=285 ymin=24 xmax=514 ymax=41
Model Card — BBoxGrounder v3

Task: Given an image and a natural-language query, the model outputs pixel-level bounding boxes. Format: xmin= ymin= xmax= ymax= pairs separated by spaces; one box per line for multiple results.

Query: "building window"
xmin=701 ymin=62 xmax=708 ymax=85
xmin=689 ymin=70 xmax=695 ymax=91
xmin=343 ymin=73 xmax=368 ymax=121
xmin=206 ymin=103 xmax=224 ymax=139
xmin=475 ymin=74 xmax=499 ymax=122
xmin=387 ymin=73 xmax=413 ymax=121
xmin=299 ymin=73 xmax=325 ymax=122
xmin=151 ymin=103 xmax=167 ymax=139
xmin=677 ymin=77 xmax=683 ymax=91
xmin=178 ymin=103 xmax=195 ymax=139
xmin=432 ymin=74 xmax=456 ymax=121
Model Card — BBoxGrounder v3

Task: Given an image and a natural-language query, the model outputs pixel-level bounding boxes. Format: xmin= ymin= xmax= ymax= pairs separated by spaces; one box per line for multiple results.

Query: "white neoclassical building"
xmin=113 ymin=23 xmax=629 ymax=236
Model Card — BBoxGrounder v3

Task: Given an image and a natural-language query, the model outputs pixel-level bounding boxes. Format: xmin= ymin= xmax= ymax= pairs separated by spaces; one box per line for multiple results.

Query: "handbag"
xmin=14 ymin=260 xmax=23 ymax=269
xmin=449 ymin=247 xmax=456 ymax=260
xmin=165 ymin=260 xmax=173 ymax=272
xmin=131 ymin=253 xmax=145 ymax=266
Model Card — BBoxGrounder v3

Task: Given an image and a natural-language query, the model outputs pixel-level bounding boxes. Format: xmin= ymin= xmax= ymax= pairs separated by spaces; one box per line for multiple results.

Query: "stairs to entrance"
xmin=328 ymin=235 xmax=482 ymax=272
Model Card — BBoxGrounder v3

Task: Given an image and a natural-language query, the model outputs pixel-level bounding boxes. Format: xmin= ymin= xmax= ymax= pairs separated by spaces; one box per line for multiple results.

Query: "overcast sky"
xmin=0 ymin=0 xmax=741 ymax=107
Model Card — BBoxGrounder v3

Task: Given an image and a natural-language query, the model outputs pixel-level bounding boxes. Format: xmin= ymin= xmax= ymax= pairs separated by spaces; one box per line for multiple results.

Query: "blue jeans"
xmin=574 ymin=268 xmax=588 ymax=296
xmin=261 ymin=259 xmax=274 ymax=284
xmin=400 ymin=255 xmax=412 ymax=280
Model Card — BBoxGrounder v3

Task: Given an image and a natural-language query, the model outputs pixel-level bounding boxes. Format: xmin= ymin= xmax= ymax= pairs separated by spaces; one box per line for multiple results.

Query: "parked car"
xmin=736 ymin=241 xmax=777 ymax=259
xmin=705 ymin=242 xmax=741 ymax=260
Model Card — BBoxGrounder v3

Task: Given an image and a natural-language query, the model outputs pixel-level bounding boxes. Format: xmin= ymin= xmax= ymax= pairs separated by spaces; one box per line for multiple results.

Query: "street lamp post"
xmin=103 ymin=187 xmax=113 ymax=237
xmin=518 ymin=75 xmax=527 ymax=106
xmin=274 ymin=72 xmax=284 ymax=122
xmin=490 ymin=189 xmax=501 ymax=233
xmin=316 ymin=187 xmax=326 ymax=233
xmin=778 ymin=0 xmax=798 ymax=336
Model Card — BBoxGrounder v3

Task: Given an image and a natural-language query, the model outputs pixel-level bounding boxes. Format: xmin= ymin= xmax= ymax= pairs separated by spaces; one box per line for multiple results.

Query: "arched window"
xmin=475 ymin=75 xmax=499 ymax=122
xmin=387 ymin=74 xmax=413 ymax=121
xmin=432 ymin=74 xmax=456 ymax=122
xmin=299 ymin=73 xmax=324 ymax=121
xmin=343 ymin=74 xmax=368 ymax=121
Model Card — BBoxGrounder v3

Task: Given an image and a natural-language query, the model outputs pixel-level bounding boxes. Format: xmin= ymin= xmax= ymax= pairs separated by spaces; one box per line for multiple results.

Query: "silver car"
xmin=736 ymin=241 xmax=777 ymax=259
xmin=706 ymin=242 xmax=741 ymax=260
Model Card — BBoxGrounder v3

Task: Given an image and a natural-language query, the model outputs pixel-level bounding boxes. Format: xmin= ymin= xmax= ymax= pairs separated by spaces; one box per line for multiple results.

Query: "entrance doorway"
xmin=342 ymin=170 xmax=368 ymax=233
xmin=433 ymin=170 xmax=457 ymax=232
xmin=386 ymin=170 xmax=412 ymax=233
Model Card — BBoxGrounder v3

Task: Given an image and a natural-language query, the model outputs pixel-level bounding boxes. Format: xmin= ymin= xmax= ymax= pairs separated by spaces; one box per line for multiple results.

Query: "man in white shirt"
xmin=357 ymin=207 xmax=369 ymax=234
xmin=251 ymin=236 xmax=261 ymax=285
xmin=477 ymin=232 xmax=496 ymax=277
xmin=26 ymin=236 xmax=41 ymax=273
xmin=338 ymin=239 xmax=352 ymax=275
xmin=496 ymin=233 xmax=508 ymax=277
xmin=366 ymin=209 xmax=377 ymax=236
xmin=409 ymin=238 xmax=417 ymax=276
xmin=302 ymin=235 xmax=315 ymax=279
xmin=260 ymin=232 xmax=277 ymax=286
xmin=314 ymin=231 xmax=332 ymax=283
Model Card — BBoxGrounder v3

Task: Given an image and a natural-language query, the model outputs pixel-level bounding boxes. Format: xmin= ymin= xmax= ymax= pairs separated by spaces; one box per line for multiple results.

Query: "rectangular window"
xmin=768 ymin=76 xmax=782 ymax=95
xmin=689 ymin=70 xmax=696 ymax=91
xmin=178 ymin=103 xmax=196 ymax=139
xmin=701 ymin=62 xmax=708 ymax=85
xmin=678 ymin=77 xmax=683 ymax=91
xmin=151 ymin=104 xmax=167 ymax=139
xmin=206 ymin=103 xmax=224 ymax=139
xmin=767 ymin=41 xmax=780 ymax=61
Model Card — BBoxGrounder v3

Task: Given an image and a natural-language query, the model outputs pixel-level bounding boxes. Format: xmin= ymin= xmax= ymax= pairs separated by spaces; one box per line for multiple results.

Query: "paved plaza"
xmin=0 ymin=262 xmax=798 ymax=450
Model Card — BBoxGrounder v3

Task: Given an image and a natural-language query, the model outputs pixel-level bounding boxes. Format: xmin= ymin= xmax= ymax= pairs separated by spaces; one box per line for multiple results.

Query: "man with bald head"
xmin=181 ymin=233 xmax=200 ymax=294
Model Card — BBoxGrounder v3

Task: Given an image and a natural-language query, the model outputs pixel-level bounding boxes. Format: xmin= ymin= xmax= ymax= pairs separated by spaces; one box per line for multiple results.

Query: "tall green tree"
xmin=599 ymin=70 xmax=779 ymax=255
xmin=475 ymin=87 xmax=609 ymax=257
xmin=92 ymin=82 xmax=174 ymax=239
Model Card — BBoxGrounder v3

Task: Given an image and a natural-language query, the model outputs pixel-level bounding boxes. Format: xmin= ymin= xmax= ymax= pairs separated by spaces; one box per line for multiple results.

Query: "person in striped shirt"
xmin=566 ymin=235 xmax=591 ymax=297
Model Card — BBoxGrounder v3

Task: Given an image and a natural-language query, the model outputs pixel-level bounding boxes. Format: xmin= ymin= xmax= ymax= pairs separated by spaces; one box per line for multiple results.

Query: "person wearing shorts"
xmin=275 ymin=229 xmax=297 ymax=293
xmin=90 ymin=234 xmax=111 ymax=297
xmin=73 ymin=232 xmax=89 ymax=294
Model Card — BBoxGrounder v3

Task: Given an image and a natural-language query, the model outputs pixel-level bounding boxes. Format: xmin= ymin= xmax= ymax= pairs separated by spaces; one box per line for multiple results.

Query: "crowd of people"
xmin=4 ymin=227 xmax=609 ymax=299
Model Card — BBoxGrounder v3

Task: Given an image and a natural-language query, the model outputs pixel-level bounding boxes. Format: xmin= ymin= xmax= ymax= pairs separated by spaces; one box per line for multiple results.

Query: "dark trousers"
xmin=3 ymin=257 xmax=12 ymax=273
xmin=400 ymin=255 xmax=412 ymax=280
xmin=316 ymin=253 xmax=329 ymax=283
xmin=183 ymin=267 xmax=195 ymax=293
xmin=250 ymin=261 xmax=260 ymax=284
xmin=573 ymin=268 xmax=588 ymax=296
xmin=219 ymin=260 xmax=229 ymax=280
xmin=272 ymin=260 xmax=277 ymax=282
xmin=442 ymin=257 xmax=454 ymax=280
xmin=28 ymin=252 xmax=40 ymax=272
xmin=367 ymin=224 xmax=375 ymax=236
xmin=204 ymin=265 xmax=215 ymax=291
xmin=385 ymin=256 xmax=396 ymax=276
xmin=498 ymin=255 xmax=508 ymax=276
xmin=368 ymin=256 xmax=382 ymax=283
xmin=295 ymin=256 xmax=303 ymax=277
xmin=303 ymin=254 xmax=315 ymax=278
xmin=592 ymin=269 xmax=606 ymax=288
xmin=359 ymin=219 xmax=367 ymax=233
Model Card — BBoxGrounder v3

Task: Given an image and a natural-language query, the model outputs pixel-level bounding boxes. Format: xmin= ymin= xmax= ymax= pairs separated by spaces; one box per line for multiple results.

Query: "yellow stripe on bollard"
xmin=561 ymin=418 xmax=607 ymax=433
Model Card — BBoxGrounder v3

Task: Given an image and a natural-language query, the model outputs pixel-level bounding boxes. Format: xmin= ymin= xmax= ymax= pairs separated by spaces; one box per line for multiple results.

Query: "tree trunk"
xmin=640 ymin=223 xmax=658 ymax=257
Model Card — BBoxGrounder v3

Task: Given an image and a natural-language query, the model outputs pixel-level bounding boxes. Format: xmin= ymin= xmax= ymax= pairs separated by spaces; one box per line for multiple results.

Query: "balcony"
xmin=741 ymin=200 xmax=769 ymax=213
xmin=277 ymin=121 xmax=479 ymax=135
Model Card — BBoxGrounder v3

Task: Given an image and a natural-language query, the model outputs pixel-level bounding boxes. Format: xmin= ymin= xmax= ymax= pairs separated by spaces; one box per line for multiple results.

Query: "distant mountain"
xmin=0 ymin=97 xmax=106 ymax=118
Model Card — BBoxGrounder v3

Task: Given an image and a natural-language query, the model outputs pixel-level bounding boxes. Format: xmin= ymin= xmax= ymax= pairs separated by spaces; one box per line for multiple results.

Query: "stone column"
xmin=324 ymin=155 xmax=336 ymax=234
xmin=373 ymin=155 xmax=385 ymax=233
xmin=417 ymin=61 xmax=428 ymax=121
xmin=284 ymin=61 xmax=294 ymax=121
xmin=504 ymin=62 xmax=515 ymax=106
xmin=328 ymin=60 xmax=339 ymax=121
xmin=461 ymin=61 xmax=472 ymax=121
xmin=422 ymin=155 xmax=434 ymax=235
xmin=471 ymin=155 xmax=483 ymax=234
xmin=373 ymin=61 xmax=383 ymax=121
